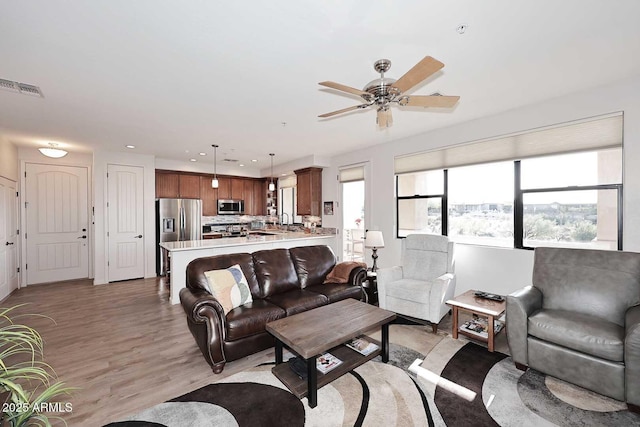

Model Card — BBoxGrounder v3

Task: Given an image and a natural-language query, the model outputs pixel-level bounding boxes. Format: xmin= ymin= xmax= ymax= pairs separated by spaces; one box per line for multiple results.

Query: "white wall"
xmin=94 ymin=150 xmax=156 ymax=284
xmin=323 ymin=75 xmax=640 ymax=296
xmin=0 ymin=136 xmax=18 ymax=181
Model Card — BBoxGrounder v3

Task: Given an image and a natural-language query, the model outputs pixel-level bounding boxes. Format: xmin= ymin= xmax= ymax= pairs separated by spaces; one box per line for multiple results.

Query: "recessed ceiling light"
xmin=125 ymin=145 xmax=135 ymax=149
xmin=281 ymin=173 xmax=287 ymax=176
xmin=189 ymin=158 xmax=197 ymax=162
xmin=239 ymin=164 xmax=245 ymax=167
xmin=199 ymin=152 xmax=206 ymax=156
xmin=185 ymin=150 xmax=190 ymax=153
xmin=251 ymin=159 xmax=258 ymax=162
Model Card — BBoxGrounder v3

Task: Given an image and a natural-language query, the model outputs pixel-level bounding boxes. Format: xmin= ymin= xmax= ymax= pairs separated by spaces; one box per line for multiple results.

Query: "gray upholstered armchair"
xmin=507 ymin=247 xmax=640 ymax=411
xmin=377 ymin=234 xmax=455 ymax=333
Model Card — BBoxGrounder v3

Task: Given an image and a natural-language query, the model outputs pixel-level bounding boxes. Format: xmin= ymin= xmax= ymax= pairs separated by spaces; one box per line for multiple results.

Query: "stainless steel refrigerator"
xmin=156 ymin=198 xmax=202 ymax=275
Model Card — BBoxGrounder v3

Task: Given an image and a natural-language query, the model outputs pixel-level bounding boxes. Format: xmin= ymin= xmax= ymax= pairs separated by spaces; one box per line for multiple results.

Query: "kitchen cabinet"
xmin=217 ymin=177 xmax=232 ymax=200
xmin=243 ymin=179 xmax=255 ymax=215
xmin=179 ymin=174 xmax=201 ymax=199
xmin=200 ymin=175 xmax=218 ymax=216
xmin=155 ymin=172 xmax=180 ymax=198
xmin=295 ymin=167 xmax=322 ymax=216
xmin=231 ymin=178 xmax=245 ymax=200
xmin=156 ymin=171 xmax=200 ymax=199
xmin=253 ymin=179 xmax=266 ymax=216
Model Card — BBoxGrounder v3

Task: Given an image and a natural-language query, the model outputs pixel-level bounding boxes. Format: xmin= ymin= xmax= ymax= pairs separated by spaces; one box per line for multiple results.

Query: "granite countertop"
xmin=160 ymin=231 xmax=335 ymax=252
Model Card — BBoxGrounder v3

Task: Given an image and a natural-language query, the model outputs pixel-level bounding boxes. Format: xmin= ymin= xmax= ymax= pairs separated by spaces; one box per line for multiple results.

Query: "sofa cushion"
xmin=225 ymin=300 xmax=286 ymax=342
xmin=253 ymin=248 xmax=300 ymax=297
xmin=187 ymin=253 xmax=260 ymax=297
xmin=289 ymin=245 xmax=336 ymax=287
xmin=266 ymin=289 xmax=328 ymax=316
xmin=306 ymin=283 xmax=362 ymax=303
xmin=528 ymin=309 xmax=624 ymax=362
xmin=383 ymin=279 xmax=433 ymax=304
xmin=203 ymin=264 xmax=253 ymax=315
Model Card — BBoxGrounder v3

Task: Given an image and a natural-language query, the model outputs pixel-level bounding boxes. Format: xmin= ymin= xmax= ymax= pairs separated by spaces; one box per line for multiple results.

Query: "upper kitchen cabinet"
xmin=295 ymin=167 xmax=322 ymax=216
xmin=243 ymin=179 xmax=255 ymax=215
xmin=155 ymin=171 xmax=180 ymax=198
xmin=216 ymin=177 xmax=232 ymax=200
xmin=155 ymin=170 xmax=200 ymax=199
xmin=200 ymin=175 xmax=218 ymax=216
xmin=179 ymin=174 xmax=201 ymax=199
xmin=253 ymin=179 xmax=267 ymax=216
xmin=231 ymin=178 xmax=245 ymax=200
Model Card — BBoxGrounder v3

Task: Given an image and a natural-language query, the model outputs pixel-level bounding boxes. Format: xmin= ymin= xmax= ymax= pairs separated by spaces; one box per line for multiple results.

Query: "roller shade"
xmin=395 ymin=113 xmax=623 ymax=174
xmin=279 ymin=175 xmax=297 ymax=188
xmin=339 ymin=165 xmax=365 ymax=182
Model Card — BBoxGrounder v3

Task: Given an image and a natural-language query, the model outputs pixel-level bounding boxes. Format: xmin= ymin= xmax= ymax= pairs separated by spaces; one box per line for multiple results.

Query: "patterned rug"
xmin=105 ymin=326 xmax=640 ymax=426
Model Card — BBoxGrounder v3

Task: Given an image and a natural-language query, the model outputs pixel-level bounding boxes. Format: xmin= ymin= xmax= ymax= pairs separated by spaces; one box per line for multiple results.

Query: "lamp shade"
xmin=365 ymin=230 xmax=384 ymax=248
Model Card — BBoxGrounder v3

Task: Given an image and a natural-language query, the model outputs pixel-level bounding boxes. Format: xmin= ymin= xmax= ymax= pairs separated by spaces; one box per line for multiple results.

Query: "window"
xmin=448 ymin=162 xmax=513 ymax=247
xmin=518 ymin=149 xmax=622 ymax=250
xmin=394 ymin=114 xmax=623 ymax=250
xmin=396 ymin=170 xmax=445 ymax=237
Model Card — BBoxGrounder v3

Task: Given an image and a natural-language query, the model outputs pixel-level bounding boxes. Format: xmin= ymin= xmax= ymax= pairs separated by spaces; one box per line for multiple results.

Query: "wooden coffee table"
xmin=266 ymin=299 xmax=396 ymax=408
xmin=446 ymin=289 xmax=506 ymax=352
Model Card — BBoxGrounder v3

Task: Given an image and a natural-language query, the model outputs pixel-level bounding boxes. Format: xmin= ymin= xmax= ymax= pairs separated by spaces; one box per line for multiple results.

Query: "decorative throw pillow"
xmin=203 ymin=264 xmax=253 ymax=315
xmin=324 ymin=261 xmax=367 ymax=284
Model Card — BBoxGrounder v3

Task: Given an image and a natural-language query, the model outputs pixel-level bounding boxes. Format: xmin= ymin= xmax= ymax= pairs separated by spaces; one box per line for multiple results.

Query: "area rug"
xmin=105 ymin=325 xmax=640 ymax=426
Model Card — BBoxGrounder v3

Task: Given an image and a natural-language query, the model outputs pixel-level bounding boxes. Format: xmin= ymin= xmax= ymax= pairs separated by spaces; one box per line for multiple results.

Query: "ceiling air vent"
xmin=223 ymin=159 xmax=239 ymax=162
xmin=0 ymin=78 xmax=44 ymax=97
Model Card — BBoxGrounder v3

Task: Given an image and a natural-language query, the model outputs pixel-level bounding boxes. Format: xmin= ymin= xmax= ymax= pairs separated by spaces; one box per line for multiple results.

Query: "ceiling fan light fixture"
xmin=38 ymin=143 xmax=68 ymax=158
xmin=211 ymin=144 xmax=219 ymax=188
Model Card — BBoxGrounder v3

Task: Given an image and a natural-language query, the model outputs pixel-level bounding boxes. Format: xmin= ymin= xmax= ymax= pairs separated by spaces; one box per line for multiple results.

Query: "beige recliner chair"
xmin=377 ymin=234 xmax=456 ymax=333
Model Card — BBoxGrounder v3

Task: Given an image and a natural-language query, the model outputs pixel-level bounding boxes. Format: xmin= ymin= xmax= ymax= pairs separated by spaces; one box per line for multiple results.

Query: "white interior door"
xmin=107 ymin=164 xmax=144 ymax=282
xmin=25 ymin=164 xmax=89 ymax=284
xmin=0 ymin=177 xmax=19 ymax=299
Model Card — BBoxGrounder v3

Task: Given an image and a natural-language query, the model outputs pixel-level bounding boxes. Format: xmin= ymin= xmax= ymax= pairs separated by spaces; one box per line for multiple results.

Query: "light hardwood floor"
xmin=3 ymin=277 xmax=274 ymax=426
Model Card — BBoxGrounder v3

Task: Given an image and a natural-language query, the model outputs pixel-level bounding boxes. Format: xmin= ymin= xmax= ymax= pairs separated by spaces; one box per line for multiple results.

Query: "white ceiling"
xmin=1 ymin=1 xmax=640 ymax=176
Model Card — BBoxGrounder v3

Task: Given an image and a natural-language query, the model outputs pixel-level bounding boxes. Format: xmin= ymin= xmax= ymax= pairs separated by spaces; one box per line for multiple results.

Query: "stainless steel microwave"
xmin=218 ymin=199 xmax=244 ymax=215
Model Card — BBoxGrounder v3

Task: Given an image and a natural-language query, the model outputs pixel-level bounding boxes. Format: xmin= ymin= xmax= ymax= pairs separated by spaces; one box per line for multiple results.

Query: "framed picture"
xmin=323 ymin=201 xmax=334 ymax=215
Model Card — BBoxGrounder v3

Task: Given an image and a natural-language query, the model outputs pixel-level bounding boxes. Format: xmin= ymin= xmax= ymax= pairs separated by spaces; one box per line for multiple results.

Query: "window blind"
xmin=339 ymin=165 xmax=365 ymax=182
xmin=278 ymin=175 xmax=297 ymax=188
xmin=394 ymin=113 xmax=623 ymax=174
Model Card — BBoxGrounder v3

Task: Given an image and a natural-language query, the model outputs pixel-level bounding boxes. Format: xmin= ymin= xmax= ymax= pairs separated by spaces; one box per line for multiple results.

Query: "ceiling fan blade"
xmin=402 ymin=95 xmax=460 ymax=108
xmin=318 ymin=104 xmax=368 ymax=118
xmin=391 ymin=56 xmax=445 ymax=94
xmin=319 ymin=81 xmax=371 ymax=99
xmin=377 ymin=108 xmax=393 ymax=128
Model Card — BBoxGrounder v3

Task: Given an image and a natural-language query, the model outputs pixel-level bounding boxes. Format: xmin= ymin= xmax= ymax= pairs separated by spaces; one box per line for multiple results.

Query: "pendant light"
xmin=268 ymin=153 xmax=275 ymax=192
xmin=211 ymin=144 xmax=219 ymax=188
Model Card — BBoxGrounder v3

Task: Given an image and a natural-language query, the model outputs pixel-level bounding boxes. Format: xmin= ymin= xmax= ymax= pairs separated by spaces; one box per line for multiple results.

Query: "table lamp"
xmin=365 ymin=230 xmax=385 ymax=272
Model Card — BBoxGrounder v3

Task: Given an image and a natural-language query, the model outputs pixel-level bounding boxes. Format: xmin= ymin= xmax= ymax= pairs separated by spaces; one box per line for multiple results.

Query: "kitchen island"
xmin=161 ymin=231 xmax=337 ymax=304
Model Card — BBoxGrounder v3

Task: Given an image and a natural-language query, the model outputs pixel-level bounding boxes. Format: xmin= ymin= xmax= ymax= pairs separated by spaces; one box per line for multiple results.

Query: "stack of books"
xmin=316 ymin=352 xmax=342 ymax=374
xmin=460 ymin=316 xmax=504 ymax=338
xmin=345 ymin=336 xmax=379 ymax=356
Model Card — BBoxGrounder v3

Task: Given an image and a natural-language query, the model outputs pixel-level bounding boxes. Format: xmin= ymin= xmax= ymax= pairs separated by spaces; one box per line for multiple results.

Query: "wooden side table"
xmin=446 ymin=290 xmax=506 ymax=352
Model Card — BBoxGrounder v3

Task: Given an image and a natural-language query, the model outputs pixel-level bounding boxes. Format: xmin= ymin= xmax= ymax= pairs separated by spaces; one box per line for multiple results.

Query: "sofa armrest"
xmin=625 ymin=304 xmax=640 ymax=406
xmin=179 ymin=287 xmax=228 ymax=373
xmin=427 ymin=273 xmax=457 ymax=324
xmin=506 ymin=286 xmax=542 ymax=367
xmin=377 ymin=266 xmax=403 ymax=309
xmin=347 ymin=264 xmax=368 ymax=301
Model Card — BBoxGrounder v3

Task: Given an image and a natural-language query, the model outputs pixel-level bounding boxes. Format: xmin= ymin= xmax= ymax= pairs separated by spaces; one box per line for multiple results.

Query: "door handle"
xmin=5 ymin=242 xmax=13 ymax=246
xmin=134 ymin=234 xmax=143 ymax=238
xmin=77 ymin=236 xmax=87 ymax=239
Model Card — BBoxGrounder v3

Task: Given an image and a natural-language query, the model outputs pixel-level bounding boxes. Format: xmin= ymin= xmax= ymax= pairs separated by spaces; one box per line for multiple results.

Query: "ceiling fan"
xmin=318 ymin=56 xmax=460 ymax=128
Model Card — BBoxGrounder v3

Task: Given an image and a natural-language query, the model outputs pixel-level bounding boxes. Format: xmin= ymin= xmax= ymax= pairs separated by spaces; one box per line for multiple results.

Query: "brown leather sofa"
xmin=180 ymin=245 xmax=368 ymax=373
